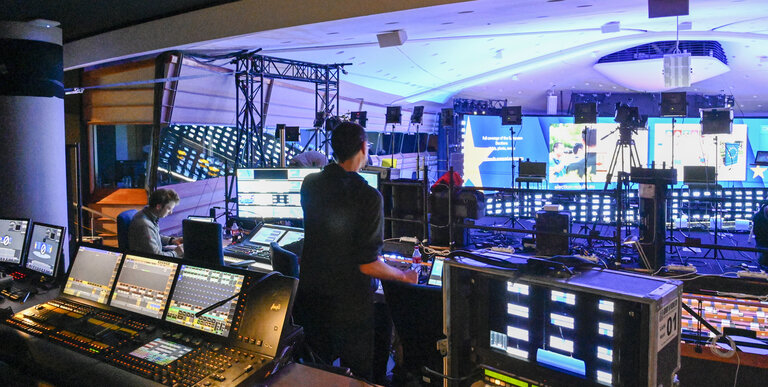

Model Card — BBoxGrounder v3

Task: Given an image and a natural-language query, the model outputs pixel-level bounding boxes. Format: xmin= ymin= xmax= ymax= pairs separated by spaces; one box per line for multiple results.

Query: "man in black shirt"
xmin=296 ymin=122 xmax=417 ymax=381
xmin=752 ymin=203 xmax=768 ymax=269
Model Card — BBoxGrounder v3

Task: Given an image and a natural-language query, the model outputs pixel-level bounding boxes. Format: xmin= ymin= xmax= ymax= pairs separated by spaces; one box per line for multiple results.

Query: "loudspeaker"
xmin=574 ymin=103 xmax=597 ymax=124
xmin=661 ymin=92 xmax=687 ymax=117
xmin=501 ymin=106 xmax=522 ymax=125
xmin=649 ymin=0 xmax=689 ymax=18
xmin=410 ymin=106 xmax=424 ymax=124
xmin=441 ymin=108 xmax=454 ymax=127
xmin=377 ymin=30 xmax=407 ymax=48
xmin=663 ymin=53 xmax=691 ymax=88
xmin=535 ymin=210 xmax=570 ymax=256
xmin=386 ymin=106 xmax=402 ymax=124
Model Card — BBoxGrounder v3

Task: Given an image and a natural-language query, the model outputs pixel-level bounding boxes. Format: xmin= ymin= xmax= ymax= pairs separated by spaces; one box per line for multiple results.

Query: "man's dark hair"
xmin=149 ymin=188 xmax=180 ymax=207
xmin=331 ymin=121 xmax=366 ymax=162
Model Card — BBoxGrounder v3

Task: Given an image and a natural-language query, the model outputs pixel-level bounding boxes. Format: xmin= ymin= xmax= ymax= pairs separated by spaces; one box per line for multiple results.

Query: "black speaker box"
xmin=535 ymin=210 xmax=570 ymax=256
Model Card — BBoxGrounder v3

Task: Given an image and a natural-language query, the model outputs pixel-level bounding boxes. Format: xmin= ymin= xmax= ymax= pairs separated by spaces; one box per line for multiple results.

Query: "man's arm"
xmin=359 ymin=259 xmax=418 ymax=283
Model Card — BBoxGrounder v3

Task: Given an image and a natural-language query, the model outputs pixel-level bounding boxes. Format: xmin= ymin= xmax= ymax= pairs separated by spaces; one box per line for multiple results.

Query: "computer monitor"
xmin=755 ymin=151 xmax=768 ymax=166
xmin=236 ymin=168 xmax=320 ymax=219
xmin=427 ymin=257 xmax=445 ymax=287
xmin=182 ymin=219 xmax=224 ymax=266
xmin=0 ymin=218 xmax=30 ymax=265
xmin=359 ymin=170 xmax=380 ymax=190
xmin=109 ymin=254 xmax=178 ymax=319
xmin=63 ymin=245 xmax=123 ymax=304
xmin=165 ymin=264 xmax=245 ymax=337
xmin=247 ymin=225 xmax=287 ymax=246
xmin=277 ymin=230 xmax=304 ymax=247
xmin=24 ymin=222 xmax=65 ymax=277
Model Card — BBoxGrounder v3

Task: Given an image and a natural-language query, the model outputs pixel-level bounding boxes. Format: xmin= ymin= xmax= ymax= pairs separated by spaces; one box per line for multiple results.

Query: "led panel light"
xmin=508 ymin=326 xmax=529 ymax=341
xmin=597 ymin=346 xmax=613 ymax=362
xmin=549 ymin=336 xmax=574 ymax=353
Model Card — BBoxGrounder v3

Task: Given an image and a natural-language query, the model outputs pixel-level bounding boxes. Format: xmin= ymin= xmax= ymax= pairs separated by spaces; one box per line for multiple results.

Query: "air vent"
xmin=598 ymin=41 xmax=727 ymax=65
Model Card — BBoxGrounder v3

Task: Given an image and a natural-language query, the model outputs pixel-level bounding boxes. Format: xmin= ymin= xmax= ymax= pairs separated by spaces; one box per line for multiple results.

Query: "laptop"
xmin=754 ymin=151 xmax=768 ymax=166
xmin=224 ymin=223 xmax=304 ymax=266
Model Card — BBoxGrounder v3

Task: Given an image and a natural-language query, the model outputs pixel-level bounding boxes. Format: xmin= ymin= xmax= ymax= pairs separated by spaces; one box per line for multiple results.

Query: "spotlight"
xmin=574 ymin=103 xmax=597 ymax=124
xmin=350 ymin=111 xmax=368 ymax=127
xmin=386 ymin=106 xmax=402 ymax=124
xmin=501 ymin=106 xmax=522 ymax=125
xmin=313 ymin=111 xmax=326 ymax=128
xmin=410 ymin=106 xmax=424 ymax=124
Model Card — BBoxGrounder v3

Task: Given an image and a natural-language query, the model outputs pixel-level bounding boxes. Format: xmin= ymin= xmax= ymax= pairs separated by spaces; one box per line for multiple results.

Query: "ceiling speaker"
xmin=377 ymin=30 xmax=407 ymax=48
xmin=664 ymin=53 xmax=691 ymax=88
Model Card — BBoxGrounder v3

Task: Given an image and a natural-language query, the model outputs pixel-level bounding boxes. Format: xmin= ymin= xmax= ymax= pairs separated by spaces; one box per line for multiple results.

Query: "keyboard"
xmin=223 ymin=244 xmax=270 ymax=261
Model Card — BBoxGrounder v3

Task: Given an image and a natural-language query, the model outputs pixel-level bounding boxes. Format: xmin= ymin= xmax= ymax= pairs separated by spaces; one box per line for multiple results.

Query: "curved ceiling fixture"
xmin=593 ymin=40 xmax=730 ymax=92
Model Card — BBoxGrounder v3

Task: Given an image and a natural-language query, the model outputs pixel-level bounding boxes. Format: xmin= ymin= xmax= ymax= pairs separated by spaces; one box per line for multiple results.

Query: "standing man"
xmin=128 ymin=188 xmax=184 ymax=257
xmin=752 ymin=203 xmax=768 ymax=270
xmin=296 ymin=122 xmax=417 ymax=381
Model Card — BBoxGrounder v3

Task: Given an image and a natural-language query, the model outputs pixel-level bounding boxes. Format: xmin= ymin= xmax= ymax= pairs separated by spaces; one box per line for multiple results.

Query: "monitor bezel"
xmin=24 ymin=222 xmax=66 ymax=277
xmin=0 ymin=217 xmax=31 ymax=267
xmin=59 ymin=243 xmax=125 ymax=306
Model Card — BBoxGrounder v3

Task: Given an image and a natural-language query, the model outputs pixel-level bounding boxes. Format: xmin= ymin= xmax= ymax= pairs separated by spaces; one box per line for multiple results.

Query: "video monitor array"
xmin=0 ymin=219 xmax=66 ymax=277
xmin=62 ymin=245 xmax=252 ymax=339
xmin=236 ymin=168 xmax=320 ymax=220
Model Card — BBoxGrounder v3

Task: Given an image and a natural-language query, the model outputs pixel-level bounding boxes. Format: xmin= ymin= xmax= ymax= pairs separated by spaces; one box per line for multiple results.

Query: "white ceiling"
xmin=72 ymin=0 xmax=768 ymax=114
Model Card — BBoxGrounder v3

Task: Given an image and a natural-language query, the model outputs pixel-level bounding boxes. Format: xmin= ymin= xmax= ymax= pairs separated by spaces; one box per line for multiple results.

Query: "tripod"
xmin=578 ymin=127 xmax=599 ymax=247
xmin=505 ymin=124 xmax=526 ymax=229
xmin=603 ymin=125 xmax=641 ymax=240
xmin=703 ymin=135 xmax=725 ymax=260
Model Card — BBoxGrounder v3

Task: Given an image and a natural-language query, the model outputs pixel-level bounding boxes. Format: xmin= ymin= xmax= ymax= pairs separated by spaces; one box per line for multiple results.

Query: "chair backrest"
xmin=270 ymin=241 xmax=299 ymax=278
xmin=116 ymin=209 xmax=138 ymax=251
xmin=381 ymin=279 xmax=444 ymax=385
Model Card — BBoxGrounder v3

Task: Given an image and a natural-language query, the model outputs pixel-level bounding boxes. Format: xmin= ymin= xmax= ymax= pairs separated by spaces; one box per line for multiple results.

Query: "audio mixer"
xmin=2 ymin=245 xmax=300 ymax=386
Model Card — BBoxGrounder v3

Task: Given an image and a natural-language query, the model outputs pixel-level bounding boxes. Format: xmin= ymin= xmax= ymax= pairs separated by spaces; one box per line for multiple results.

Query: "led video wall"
xmin=461 ymin=115 xmax=768 ymax=189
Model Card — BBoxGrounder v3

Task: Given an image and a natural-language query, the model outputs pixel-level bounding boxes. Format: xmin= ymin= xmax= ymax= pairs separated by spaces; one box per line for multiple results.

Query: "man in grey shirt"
xmin=128 ymin=188 xmax=184 ymax=257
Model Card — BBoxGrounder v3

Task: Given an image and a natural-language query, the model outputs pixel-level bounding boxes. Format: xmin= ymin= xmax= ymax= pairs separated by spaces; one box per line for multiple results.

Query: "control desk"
xmin=0 ymin=244 xmax=300 ymax=386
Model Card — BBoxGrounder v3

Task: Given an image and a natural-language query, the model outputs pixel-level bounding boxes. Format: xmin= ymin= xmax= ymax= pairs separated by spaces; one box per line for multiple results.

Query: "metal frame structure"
xmin=227 ymin=53 xmax=345 ymax=225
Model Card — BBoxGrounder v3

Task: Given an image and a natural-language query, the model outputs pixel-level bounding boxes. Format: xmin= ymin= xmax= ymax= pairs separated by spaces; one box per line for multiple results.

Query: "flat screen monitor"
xmin=427 ymin=257 xmax=445 ymax=287
xmin=247 ymin=225 xmax=287 ymax=246
xmin=359 ymin=170 xmax=380 ymax=190
xmin=63 ymin=245 xmax=123 ymax=304
xmin=236 ymin=168 xmax=320 ymax=219
xmin=182 ymin=219 xmax=223 ymax=266
xmin=755 ymin=151 xmax=768 ymax=166
xmin=278 ymin=230 xmax=304 ymax=247
xmin=24 ymin=222 xmax=65 ymax=276
xmin=0 ymin=218 xmax=30 ymax=265
xmin=165 ymin=265 xmax=245 ymax=337
xmin=109 ymin=254 xmax=178 ymax=319
xmin=518 ymin=162 xmax=547 ymax=178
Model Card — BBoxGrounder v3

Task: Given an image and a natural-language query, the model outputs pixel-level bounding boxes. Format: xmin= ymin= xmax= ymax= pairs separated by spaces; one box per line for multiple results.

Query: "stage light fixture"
xmin=574 ymin=103 xmax=597 ymax=124
xmin=274 ymin=123 xmax=286 ymax=139
xmin=501 ymin=106 xmax=522 ymax=125
xmin=661 ymin=92 xmax=687 ymax=117
xmin=386 ymin=106 xmax=402 ymax=124
xmin=441 ymin=108 xmax=454 ymax=127
xmin=313 ymin=111 xmax=326 ymax=128
xmin=700 ymin=108 xmax=733 ymax=134
xmin=350 ymin=111 xmax=368 ymax=127
xmin=410 ymin=106 xmax=424 ymax=124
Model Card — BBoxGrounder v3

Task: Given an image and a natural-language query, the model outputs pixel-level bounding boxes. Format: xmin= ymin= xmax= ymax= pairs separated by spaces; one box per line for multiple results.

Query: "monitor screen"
xmin=63 ymin=246 xmax=123 ymax=304
xmin=247 ymin=225 xmax=286 ymax=246
xmin=278 ymin=230 xmax=304 ymax=247
xmin=0 ymin=218 xmax=29 ymax=265
xmin=24 ymin=223 xmax=65 ymax=276
xmin=109 ymin=255 xmax=178 ymax=319
xmin=130 ymin=338 xmax=192 ymax=366
xmin=236 ymin=168 xmax=320 ymax=219
xmin=755 ymin=151 xmax=768 ymax=165
xmin=427 ymin=257 xmax=445 ymax=287
xmin=165 ymin=265 xmax=245 ymax=337
xmin=359 ymin=171 xmax=380 ymax=190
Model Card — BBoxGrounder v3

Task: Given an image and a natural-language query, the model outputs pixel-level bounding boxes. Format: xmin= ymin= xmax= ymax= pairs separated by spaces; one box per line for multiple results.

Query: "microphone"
xmin=194 ymin=271 xmax=281 ymax=317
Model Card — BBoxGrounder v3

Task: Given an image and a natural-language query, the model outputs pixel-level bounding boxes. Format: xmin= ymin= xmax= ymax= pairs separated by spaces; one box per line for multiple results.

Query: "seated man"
xmin=128 ymin=188 xmax=184 ymax=257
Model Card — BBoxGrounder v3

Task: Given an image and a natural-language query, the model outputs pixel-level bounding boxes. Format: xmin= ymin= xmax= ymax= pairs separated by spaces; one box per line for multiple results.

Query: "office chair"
xmin=270 ymin=242 xmax=299 ymax=278
xmin=116 ymin=209 xmax=138 ymax=251
xmin=381 ymin=280 xmax=444 ymax=386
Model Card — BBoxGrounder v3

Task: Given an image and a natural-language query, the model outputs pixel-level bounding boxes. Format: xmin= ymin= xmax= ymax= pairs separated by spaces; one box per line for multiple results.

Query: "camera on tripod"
xmin=614 ymin=102 xmax=648 ymax=143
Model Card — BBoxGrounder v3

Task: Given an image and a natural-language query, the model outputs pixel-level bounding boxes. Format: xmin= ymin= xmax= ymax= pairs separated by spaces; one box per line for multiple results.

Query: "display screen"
xmin=63 ymin=246 xmax=123 ymax=304
xmin=359 ymin=171 xmax=380 ymax=190
xmin=130 ymin=338 xmax=192 ymax=366
xmin=0 ymin=218 xmax=29 ymax=265
xmin=487 ymin=279 xmax=617 ymax=385
xmin=681 ymin=292 xmax=768 ymax=340
xmin=236 ymin=168 xmax=319 ymax=219
xmin=165 ymin=265 xmax=245 ymax=337
xmin=653 ymin=123 xmax=747 ymax=181
xmin=278 ymin=230 xmax=304 ymax=247
xmin=427 ymin=257 xmax=445 ymax=286
xmin=109 ymin=255 xmax=178 ymax=319
xmin=548 ymin=123 xmax=649 ymax=184
xmin=248 ymin=225 xmax=286 ymax=246
xmin=24 ymin=223 xmax=65 ymax=276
